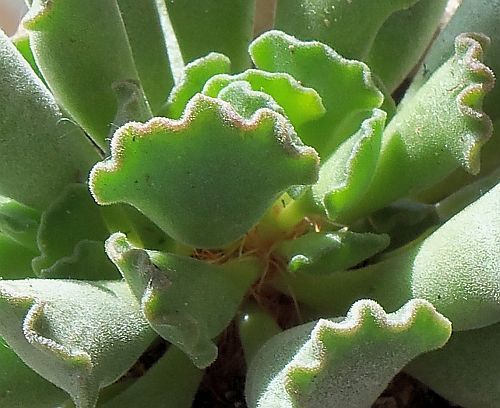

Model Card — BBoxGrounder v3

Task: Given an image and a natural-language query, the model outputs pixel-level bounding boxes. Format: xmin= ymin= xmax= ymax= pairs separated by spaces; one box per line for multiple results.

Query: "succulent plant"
xmin=0 ymin=0 xmax=499 ymax=407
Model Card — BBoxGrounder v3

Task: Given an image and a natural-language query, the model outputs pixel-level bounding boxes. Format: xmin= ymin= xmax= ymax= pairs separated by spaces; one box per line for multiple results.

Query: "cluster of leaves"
xmin=0 ymin=0 xmax=499 ymax=407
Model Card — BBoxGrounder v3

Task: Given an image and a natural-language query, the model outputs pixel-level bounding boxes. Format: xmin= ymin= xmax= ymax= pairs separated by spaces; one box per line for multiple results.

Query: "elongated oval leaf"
xmin=0 ymin=30 xmax=98 ymax=210
xmin=24 ymin=0 xmax=149 ymax=149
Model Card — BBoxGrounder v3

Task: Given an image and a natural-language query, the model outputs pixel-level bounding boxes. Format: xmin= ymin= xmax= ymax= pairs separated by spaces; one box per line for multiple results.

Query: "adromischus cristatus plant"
xmin=0 ymin=0 xmax=499 ymax=407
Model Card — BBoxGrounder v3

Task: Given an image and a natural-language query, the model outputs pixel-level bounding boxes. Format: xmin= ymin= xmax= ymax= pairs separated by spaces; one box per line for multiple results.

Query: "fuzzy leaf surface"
xmin=250 ymin=30 xmax=383 ymax=156
xmin=91 ymin=95 xmax=319 ymax=248
xmin=246 ymin=299 xmax=451 ymax=408
xmin=0 ymin=30 xmax=98 ymax=210
xmin=406 ymin=322 xmax=500 ymax=408
xmin=106 ymin=233 xmax=262 ymax=368
xmin=25 ymin=0 xmax=149 ymax=149
xmin=276 ymin=230 xmax=389 ymax=274
xmin=0 ymin=280 xmax=156 ymax=408
xmin=203 ymin=69 xmax=325 ymax=129
xmin=161 ymin=52 xmax=231 ymax=119
xmin=339 ymin=33 xmax=494 ymax=222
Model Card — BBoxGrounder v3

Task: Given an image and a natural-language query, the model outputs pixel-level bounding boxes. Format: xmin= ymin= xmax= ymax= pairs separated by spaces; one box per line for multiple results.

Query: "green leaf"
xmin=106 ymin=233 xmax=262 ymax=368
xmin=90 ymin=95 xmax=319 ymax=248
xmin=366 ymin=0 xmax=447 ymax=92
xmin=100 ymin=346 xmax=203 ymax=408
xmin=0 ymin=30 xmax=98 ymax=210
xmin=116 ymin=0 xmax=174 ymax=113
xmin=276 ymin=182 xmax=500 ymax=331
xmin=274 ymin=0 xmax=419 ymax=61
xmin=11 ymin=30 xmax=44 ymax=81
xmin=339 ymin=33 xmax=495 ymax=222
xmin=246 ymin=299 xmax=451 ymax=408
xmin=24 ymin=0 xmax=148 ymax=149
xmin=164 ymin=0 xmax=255 ymax=71
xmin=0 ymin=196 xmax=39 ymax=252
xmin=216 ymin=81 xmax=285 ymax=119
xmin=32 ymin=184 xmax=110 ymax=277
xmin=308 ymin=109 xmax=386 ymax=221
xmin=0 ymin=234 xmax=37 ymax=279
xmin=0 ymin=279 xmax=156 ymax=408
xmin=0 ymin=337 xmax=68 ymax=407
xmin=41 ymin=240 xmax=120 ymax=281
xmin=203 ymin=69 xmax=325 ymax=129
xmin=406 ymin=322 xmax=500 ymax=408
xmin=250 ymin=30 xmax=383 ymax=156
xmin=409 ymin=0 xmax=500 ymax=119
xmin=276 ymin=230 xmax=389 ymax=274
xmin=160 ymin=52 xmax=231 ymax=119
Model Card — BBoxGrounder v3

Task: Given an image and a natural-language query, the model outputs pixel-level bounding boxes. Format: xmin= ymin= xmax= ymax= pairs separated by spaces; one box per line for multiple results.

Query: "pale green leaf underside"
xmin=0 ymin=30 xmax=98 ymax=210
xmin=90 ymin=94 xmax=319 ymax=248
xmin=250 ymin=30 xmax=383 ymax=156
xmin=406 ymin=322 xmax=500 ymax=408
xmin=0 ymin=280 xmax=156 ymax=408
xmin=106 ymin=233 xmax=262 ymax=368
xmin=246 ymin=299 xmax=451 ymax=408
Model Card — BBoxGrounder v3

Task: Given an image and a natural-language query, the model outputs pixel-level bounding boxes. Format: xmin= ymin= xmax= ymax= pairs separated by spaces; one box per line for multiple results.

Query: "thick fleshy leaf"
xmin=100 ymin=346 xmax=203 ymax=408
xmin=0 ymin=196 xmax=39 ymax=252
xmin=337 ymin=33 xmax=494 ymax=222
xmin=238 ymin=302 xmax=282 ymax=365
xmin=406 ymin=322 xmax=500 ymax=408
xmin=0 ymin=279 xmax=156 ymax=408
xmin=0 ymin=234 xmax=37 ymax=279
xmin=250 ymin=30 xmax=383 ymax=156
xmin=216 ymin=81 xmax=285 ymax=119
xmin=11 ymin=30 xmax=44 ymax=81
xmin=203 ymin=69 xmax=325 ymax=129
xmin=24 ymin=0 xmax=149 ymax=149
xmin=246 ymin=299 xmax=451 ymax=408
xmin=164 ymin=0 xmax=255 ymax=71
xmin=0 ymin=338 xmax=68 ymax=407
xmin=366 ymin=0 xmax=447 ymax=92
xmin=409 ymin=0 xmax=500 ymax=119
xmin=41 ymin=240 xmax=120 ymax=281
xmin=308 ymin=109 xmax=386 ymax=220
xmin=106 ymin=234 xmax=261 ymax=368
xmin=32 ymin=184 xmax=110 ymax=276
xmin=160 ymin=52 xmax=231 ymax=119
xmin=276 ymin=229 xmax=389 ymax=275
xmin=106 ymin=233 xmax=262 ymax=368
xmin=276 ymin=182 xmax=500 ymax=331
xmin=274 ymin=0 xmax=419 ymax=60
xmin=90 ymin=95 xmax=319 ymax=248
xmin=116 ymin=0 xmax=174 ymax=113
xmin=0 ymin=29 xmax=98 ymax=210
